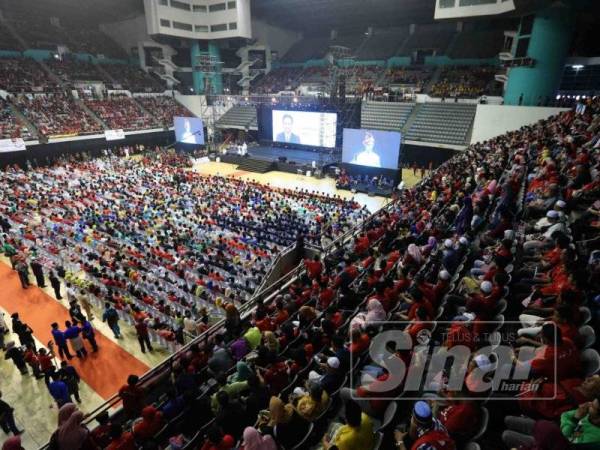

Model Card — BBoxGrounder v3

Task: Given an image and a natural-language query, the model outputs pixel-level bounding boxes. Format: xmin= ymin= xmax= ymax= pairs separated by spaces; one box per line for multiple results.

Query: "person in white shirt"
xmin=350 ymin=131 xmax=382 ymax=168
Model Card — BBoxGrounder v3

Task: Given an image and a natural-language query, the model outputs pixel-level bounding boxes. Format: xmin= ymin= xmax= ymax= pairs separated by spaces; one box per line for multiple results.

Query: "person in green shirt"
xmin=560 ymin=398 xmax=600 ymax=445
xmin=1 ymin=240 xmax=17 ymax=268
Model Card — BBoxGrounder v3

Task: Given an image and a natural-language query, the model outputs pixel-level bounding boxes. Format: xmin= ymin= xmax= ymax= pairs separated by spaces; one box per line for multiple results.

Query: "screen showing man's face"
xmin=185 ymin=120 xmax=191 ymax=132
xmin=283 ymin=116 xmax=293 ymax=134
xmin=363 ymin=133 xmax=375 ymax=151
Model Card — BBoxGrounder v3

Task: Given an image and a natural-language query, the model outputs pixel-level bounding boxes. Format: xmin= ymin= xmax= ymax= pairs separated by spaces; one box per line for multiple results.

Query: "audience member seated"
xmin=85 ymin=96 xmax=159 ymax=131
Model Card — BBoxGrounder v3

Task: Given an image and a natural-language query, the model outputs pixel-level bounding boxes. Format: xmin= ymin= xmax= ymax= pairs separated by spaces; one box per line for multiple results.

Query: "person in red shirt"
xmin=437 ymin=391 xmax=481 ymax=444
xmin=200 ymin=426 xmax=235 ymax=450
xmin=107 ymin=424 xmax=136 ymax=450
xmin=354 ymin=233 xmax=370 ymax=255
xmin=525 ymin=323 xmax=582 ymax=381
xmin=119 ymin=375 xmax=145 ymax=419
xmin=304 ymin=255 xmax=323 ymax=280
xmin=132 ymin=405 xmax=164 ymax=441
xmin=348 ymin=328 xmax=370 ymax=355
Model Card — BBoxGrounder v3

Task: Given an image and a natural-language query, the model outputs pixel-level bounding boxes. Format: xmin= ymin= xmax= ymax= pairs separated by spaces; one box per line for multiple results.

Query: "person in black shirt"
xmin=0 ymin=391 xmax=22 ymax=435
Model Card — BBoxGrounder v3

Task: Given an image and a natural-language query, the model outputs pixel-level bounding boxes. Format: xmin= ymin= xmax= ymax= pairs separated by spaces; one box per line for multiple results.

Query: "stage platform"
xmin=226 ymin=145 xmax=339 ymax=166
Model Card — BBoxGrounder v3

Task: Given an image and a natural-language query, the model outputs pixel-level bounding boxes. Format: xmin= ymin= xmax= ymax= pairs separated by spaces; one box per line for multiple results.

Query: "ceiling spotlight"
xmin=271 ymin=97 xmax=276 ymax=103
xmin=245 ymin=96 xmax=249 ymax=101
xmin=293 ymin=97 xmax=298 ymax=103
xmin=572 ymin=64 xmax=584 ymax=71
xmin=555 ymin=95 xmax=561 ymax=100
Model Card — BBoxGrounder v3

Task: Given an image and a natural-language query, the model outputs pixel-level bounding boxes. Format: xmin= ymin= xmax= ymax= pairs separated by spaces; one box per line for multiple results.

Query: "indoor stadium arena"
xmin=1 ymin=0 xmax=600 ymax=449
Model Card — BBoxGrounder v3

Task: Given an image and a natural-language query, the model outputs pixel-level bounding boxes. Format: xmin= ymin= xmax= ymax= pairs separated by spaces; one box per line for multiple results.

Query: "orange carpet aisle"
xmin=0 ymin=262 xmax=150 ymax=400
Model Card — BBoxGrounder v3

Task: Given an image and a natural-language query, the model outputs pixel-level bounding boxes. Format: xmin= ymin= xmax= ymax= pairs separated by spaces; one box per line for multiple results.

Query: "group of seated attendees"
xmin=253 ymin=67 xmax=300 ymax=94
xmin=62 ymin=99 xmax=596 ymax=450
xmin=385 ymin=67 xmax=434 ymax=91
xmin=336 ymin=171 xmax=396 ymax=194
xmin=136 ymin=96 xmax=193 ymax=127
xmin=0 ymin=98 xmax=32 ymax=140
xmin=0 ymin=149 xmax=368 ymax=345
xmin=46 ymin=58 xmax=104 ymax=84
xmin=98 ymin=64 xmax=165 ymax=93
xmin=84 ymin=96 xmax=159 ymax=131
xmin=430 ymin=65 xmax=500 ymax=98
xmin=0 ymin=58 xmax=60 ymax=93
xmin=15 ymin=97 xmax=525 ymax=450
xmin=15 ymin=93 xmax=103 ymax=137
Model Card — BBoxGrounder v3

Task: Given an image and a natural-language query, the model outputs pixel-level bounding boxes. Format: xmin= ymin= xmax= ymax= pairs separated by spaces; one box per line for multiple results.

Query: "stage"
xmin=228 ymin=144 xmax=340 ymax=166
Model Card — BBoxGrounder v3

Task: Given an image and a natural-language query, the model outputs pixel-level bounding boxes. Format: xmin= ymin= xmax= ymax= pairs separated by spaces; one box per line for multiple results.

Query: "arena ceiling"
xmin=251 ymin=0 xmax=436 ymax=32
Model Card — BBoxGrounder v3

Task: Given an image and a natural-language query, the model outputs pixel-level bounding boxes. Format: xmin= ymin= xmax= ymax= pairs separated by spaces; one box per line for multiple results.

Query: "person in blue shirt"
xmin=81 ymin=320 xmax=98 ymax=352
xmin=48 ymin=374 xmax=71 ymax=407
xmin=63 ymin=321 xmax=87 ymax=358
xmin=50 ymin=322 xmax=72 ymax=360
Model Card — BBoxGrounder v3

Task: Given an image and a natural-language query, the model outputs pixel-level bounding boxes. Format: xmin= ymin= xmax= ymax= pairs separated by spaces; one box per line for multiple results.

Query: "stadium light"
xmin=293 ymin=97 xmax=298 ymax=103
xmin=271 ymin=97 xmax=276 ymax=103
xmin=245 ymin=96 xmax=249 ymax=101
xmin=576 ymin=95 xmax=581 ymax=100
xmin=556 ymin=95 xmax=561 ymax=100
xmin=572 ymin=64 xmax=584 ymax=71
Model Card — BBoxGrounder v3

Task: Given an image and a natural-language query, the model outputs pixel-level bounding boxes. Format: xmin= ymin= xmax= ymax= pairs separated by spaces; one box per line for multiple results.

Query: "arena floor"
xmin=0 ymin=161 xmax=421 ymax=448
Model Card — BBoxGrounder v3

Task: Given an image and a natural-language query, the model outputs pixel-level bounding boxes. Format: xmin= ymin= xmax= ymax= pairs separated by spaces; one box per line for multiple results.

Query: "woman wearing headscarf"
xmin=132 ymin=405 xmax=164 ymax=441
xmin=403 ymin=243 xmax=423 ymax=269
xmin=266 ymin=396 xmax=308 ymax=449
xmin=350 ymin=298 xmax=387 ymax=331
xmin=228 ymin=361 xmax=253 ymax=383
xmin=55 ymin=403 xmax=90 ymax=450
xmin=455 ymin=196 xmax=473 ymax=235
xmin=224 ymin=304 xmax=241 ymax=339
xmin=241 ymin=426 xmax=277 ymax=450
xmin=262 ymin=331 xmax=279 ymax=354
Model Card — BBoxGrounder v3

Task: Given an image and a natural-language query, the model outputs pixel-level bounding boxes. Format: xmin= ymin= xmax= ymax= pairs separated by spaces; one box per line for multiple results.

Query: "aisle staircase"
xmin=236 ymin=158 xmax=274 ymax=173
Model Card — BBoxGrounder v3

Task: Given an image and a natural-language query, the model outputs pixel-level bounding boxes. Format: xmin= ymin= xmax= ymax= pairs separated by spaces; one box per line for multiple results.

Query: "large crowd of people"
xmin=84 ymin=96 xmax=159 ymax=131
xmin=136 ymin=96 xmax=193 ymax=127
xmin=15 ymin=94 xmax=103 ymax=137
xmin=0 ymin=149 xmax=368 ymax=352
xmin=430 ymin=66 xmax=501 ymax=99
xmin=14 ymin=98 xmax=592 ymax=450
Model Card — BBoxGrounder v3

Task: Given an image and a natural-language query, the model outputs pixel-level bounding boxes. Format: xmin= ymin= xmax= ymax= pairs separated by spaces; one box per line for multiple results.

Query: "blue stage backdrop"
xmin=342 ymin=128 xmax=401 ymax=169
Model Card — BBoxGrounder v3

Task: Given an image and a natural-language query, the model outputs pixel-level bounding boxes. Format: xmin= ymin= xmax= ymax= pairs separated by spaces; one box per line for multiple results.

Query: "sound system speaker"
xmin=278 ymin=156 xmax=287 ymax=162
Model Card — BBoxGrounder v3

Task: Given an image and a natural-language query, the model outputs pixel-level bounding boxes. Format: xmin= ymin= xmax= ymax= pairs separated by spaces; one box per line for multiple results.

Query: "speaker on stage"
xmin=278 ymin=156 xmax=287 ymax=163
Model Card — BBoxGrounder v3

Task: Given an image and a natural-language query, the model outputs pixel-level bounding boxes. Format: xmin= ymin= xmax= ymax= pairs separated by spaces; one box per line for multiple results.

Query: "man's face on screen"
xmin=283 ymin=117 xmax=293 ymax=134
xmin=363 ymin=133 xmax=375 ymax=151
xmin=185 ymin=120 xmax=191 ymax=132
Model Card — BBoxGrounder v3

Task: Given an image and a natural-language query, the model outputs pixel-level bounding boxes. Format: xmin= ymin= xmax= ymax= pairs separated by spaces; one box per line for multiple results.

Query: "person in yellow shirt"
xmin=322 ymin=399 xmax=375 ymax=450
xmin=294 ymin=382 xmax=329 ymax=422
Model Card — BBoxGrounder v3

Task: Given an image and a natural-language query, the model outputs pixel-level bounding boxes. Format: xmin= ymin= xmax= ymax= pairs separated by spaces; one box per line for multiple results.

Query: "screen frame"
xmin=341 ymin=128 xmax=402 ymax=170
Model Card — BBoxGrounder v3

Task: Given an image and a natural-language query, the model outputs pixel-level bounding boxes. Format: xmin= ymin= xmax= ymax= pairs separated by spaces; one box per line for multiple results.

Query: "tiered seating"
xmin=99 ymin=64 xmax=165 ymax=93
xmin=215 ymin=105 xmax=257 ymax=129
xmin=45 ymin=58 xmax=103 ymax=83
xmin=398 ymin=24 xmax=456 ymax=56
xmin=447 ymin=30 xmax=504 ymax=59
xmin=15 ymin=94 xmax=102 ymax=137
xmin=280 ymin=37 xmax=330 ymax=63
xmin=355 ymin=28 xmax=409 ymax=60
xmin=85 ymin=96 xmax=159 ymax=131
xmin=384 ymin=66 xmax=434 ymax=91
xmin=0 ymin=97 xmax=32 ymax=140
xmin=361 ymin=101 xmax=414 ymax=131
xmin=406 ymin=103 xmax=476 ymax=145
xmin=0 ymin=57 xmax=60 ymax=93
xmin=136 ymin=96 xmax=193 ymax=127
xmin=429 ymin=65 xmax=501 ymax=98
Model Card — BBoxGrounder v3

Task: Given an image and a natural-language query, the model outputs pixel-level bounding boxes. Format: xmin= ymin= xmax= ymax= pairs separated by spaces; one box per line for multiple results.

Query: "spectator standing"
xmin=102 ymin=303 xmax=121 ymax=339
xmin=30 ymin=258 xmax=46 ymax=288
xmin=51 ymin=322 xmax=73 ymax=360
xmin=49 ymin=269 xmax=63 ymax=300
xmin=134 ymin=319 xmax=153 ymax=354
xmin=119 ymin=375 xmax=145 ymax=419
xmin=0 ymin=391 xmax=23 ymax=435
xmin=58 ymin=360 xmax=81 ymax=403
xmin=63 ymin=320 xmax=87 ymax=358
xmin=81 ymin=320 xmax=98 ymax=352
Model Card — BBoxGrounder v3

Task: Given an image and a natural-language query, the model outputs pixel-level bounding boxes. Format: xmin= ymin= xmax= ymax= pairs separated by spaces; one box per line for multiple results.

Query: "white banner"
xmin=105 ymin=129 xmax=125 ymax=141
xmin=0 ymin=138 xmax=26 ymax=153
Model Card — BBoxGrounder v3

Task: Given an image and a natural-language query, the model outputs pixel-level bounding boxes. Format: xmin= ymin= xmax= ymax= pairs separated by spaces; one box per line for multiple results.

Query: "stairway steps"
xmin=236 ymin=158 xmax=274 ymax=174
